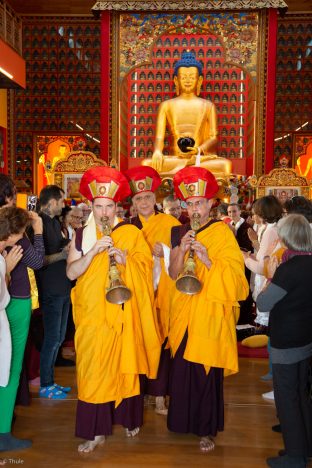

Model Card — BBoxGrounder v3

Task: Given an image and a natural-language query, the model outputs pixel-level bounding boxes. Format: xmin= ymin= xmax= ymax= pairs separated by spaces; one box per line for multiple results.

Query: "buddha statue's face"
xmin=174 ymin=67 xmax=202 ymax=96
xmin=59 ymin=145 xmax=67 ymax=155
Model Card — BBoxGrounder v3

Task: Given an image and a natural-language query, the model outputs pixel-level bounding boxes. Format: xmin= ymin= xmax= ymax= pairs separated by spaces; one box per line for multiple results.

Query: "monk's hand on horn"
xmin=180 ymin=230 xmax=194 ymax=254
xmin=108 ymin=247 xmax=127 ymax=265
xmin=192 ymin=241 xmax=212 ymax=269
xmin=92 ymin=236 xmax=112 ymax=255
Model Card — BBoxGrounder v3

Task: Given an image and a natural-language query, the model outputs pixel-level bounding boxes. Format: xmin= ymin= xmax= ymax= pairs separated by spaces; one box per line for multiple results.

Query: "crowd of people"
xmin=0 ymin=168 xmax=312 ymax=468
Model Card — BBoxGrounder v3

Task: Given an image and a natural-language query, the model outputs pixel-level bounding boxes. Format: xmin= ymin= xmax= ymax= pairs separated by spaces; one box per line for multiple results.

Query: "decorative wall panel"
xmin=118 ymin=13 xmax=257 ymax=172
xmin=274 ymin=14 xmax=312 ymax=168
xmin=12 ymin=17 xmax=101 ymax=191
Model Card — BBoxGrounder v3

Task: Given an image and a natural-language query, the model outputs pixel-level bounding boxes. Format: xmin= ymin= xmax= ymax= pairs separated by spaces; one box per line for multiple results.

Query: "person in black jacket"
xmin=257 ymin=214 xmax=312 ymax=468
xmin=228 ymin=203 xmax=254 ymax=324
xmin=36 ymin=185 xmax=72 ymax=399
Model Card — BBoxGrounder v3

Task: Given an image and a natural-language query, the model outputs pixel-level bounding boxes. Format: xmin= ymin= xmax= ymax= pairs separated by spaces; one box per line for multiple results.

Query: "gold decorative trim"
xmin=54 ymin=173 xmax=63 ymax=189
xmin=256 ymin=168 xmax=311 ymax=198
xmin=52 ymin=150 xmax=107 ymax=173
xmin=254 ymin=9 xmax=268 ymax=177
xmin=92 ymin=1 xmax=287 ymax=12
xmin=8 ymin=90 xmax=15 ymax=179
xmin=111 ymin=13 xmax=120 ymax=168
xmin=49 ymin=150 xmax=107 ymax=189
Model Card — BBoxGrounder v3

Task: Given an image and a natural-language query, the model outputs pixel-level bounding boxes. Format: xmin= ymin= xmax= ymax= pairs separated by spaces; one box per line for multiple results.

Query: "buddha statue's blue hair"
xmin=173 ymin=50 xmax=203 ymax=76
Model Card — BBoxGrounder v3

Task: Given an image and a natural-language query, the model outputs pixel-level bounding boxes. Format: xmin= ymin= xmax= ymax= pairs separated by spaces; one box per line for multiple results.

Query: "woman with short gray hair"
xmin=257 ymin=214 xmax=312 ymax=468
xmin=277 ymin=213 xmax=312 ymax=253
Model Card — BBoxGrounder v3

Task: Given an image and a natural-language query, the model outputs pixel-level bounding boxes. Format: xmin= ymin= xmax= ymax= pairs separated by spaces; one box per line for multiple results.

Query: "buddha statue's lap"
xmin=142 ymin=51 xmax=232 ymax=179
xmin=142 ymin=154 xmax=231 ymax=178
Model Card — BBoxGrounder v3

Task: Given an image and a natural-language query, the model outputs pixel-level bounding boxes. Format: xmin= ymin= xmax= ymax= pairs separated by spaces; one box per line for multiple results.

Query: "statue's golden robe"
xmin=169 ymin=221 xmax=249 ymax=376
xmin=72 ymin=223 xmax=161 ymax=406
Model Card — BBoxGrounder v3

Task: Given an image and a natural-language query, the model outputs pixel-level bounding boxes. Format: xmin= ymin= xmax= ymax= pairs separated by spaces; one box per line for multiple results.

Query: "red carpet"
xmin=237 ymin=342 xmax=269 ymax=358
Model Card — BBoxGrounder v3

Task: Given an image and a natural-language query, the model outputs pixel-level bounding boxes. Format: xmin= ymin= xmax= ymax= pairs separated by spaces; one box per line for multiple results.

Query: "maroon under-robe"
xmin=145 ymin=340 xmax=171 ymax=396
xmin=76 ymin=377 xmax=145 ymax=440
xmin=167 ymin=332 xmax=224 ymax=437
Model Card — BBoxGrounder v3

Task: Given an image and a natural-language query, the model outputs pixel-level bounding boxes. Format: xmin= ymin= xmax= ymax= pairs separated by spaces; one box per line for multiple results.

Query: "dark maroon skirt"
xmin=76 ymin=378 xmax=145 ymax=440
xmin=167 ymin=332 xmax=224 ymax=437
xmin=145 ymin=339 xmax=171 ymax=396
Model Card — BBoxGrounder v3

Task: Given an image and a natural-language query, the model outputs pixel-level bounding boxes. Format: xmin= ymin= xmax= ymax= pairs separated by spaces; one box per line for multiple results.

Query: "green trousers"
xmin=0 ymin=298 xmax=31 ymax=433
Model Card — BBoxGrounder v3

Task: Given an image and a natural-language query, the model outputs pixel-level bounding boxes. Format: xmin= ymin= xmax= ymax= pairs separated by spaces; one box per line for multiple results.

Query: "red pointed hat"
xmin=79 ymin=166 xmax=131 ymax=202
xmin=124 ymin=166 xmax=162 ymax=196
xmin=173 ymin=167 xmax=219 ymax=200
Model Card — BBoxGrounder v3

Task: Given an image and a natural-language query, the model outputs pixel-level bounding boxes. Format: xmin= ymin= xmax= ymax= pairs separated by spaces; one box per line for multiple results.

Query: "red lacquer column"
xmin=265 ymin=8 xmax=278 ymax=173
xmin=100 ymin=11 xmax=111 ymax=164
xmin=0 ymin=127 xmax=7 ymax=174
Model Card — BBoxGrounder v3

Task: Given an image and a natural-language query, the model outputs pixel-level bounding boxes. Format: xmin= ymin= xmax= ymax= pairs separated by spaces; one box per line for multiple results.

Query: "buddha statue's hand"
xmin=184 ymin=146 xmax=219 ymax=158
xmin=178 ymin=151 xmax=193 ymax=159
xmin=184 ymin=147 xmax=199 ymax=157
xmin=204 ymin=154 xmax=219 ymax=160
xmin=151 ymin=150 xmax=164 ymax=172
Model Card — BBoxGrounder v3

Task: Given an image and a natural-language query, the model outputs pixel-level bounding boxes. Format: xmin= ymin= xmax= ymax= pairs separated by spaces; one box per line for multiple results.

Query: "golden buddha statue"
xmin=142 ymin=51 xmax=232 ymax=178
xmin=52 ymin=144 xmax=68 ymax=168
xmin=295 ymin=143 xmax=312 ymax=181
xmin=38 ymin=143 xmax=69 ymax=187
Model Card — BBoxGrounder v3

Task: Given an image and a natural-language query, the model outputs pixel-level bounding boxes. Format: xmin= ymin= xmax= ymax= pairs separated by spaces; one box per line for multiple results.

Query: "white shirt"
xmin=67 ymin=225 xmax=74 ymax=240
xmin=231 ymin=217 xmax=245 ymax=234
xmin=245 ymin=223 xmax=279 ymax=275
xmin=0 ymin=254 xmax=11 ymax=387
xmin=0 ymin=255 xmax=10 ymax=310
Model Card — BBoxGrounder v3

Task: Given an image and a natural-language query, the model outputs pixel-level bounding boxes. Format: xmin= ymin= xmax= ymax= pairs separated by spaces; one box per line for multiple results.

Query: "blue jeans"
xmin=40 ymin=293 xmax=70 ymax=387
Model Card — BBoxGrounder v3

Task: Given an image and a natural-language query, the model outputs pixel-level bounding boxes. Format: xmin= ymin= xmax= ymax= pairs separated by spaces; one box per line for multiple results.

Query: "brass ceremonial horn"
xmin=101 ymin=216 xmax=132 ymax=305
xmin=175 ymin=212 xmax=202 ymax=295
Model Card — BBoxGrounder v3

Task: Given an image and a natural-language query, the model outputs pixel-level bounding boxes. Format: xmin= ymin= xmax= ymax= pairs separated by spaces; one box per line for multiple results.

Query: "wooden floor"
xmin=5 ymin=358 xmax=281 ymax=467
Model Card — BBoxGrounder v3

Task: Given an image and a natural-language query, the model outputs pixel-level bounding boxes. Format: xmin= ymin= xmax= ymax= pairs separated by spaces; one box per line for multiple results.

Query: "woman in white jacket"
xmin=243 ymin=196 xmax=283 ymax=326
xmin=242 ymin=196 xmax=283 ymax=392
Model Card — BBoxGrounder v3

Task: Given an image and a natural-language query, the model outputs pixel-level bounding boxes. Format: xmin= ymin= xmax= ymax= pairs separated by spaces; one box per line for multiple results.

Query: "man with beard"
xmin=168 ymin=167 xmax=248 ymax=452
xmin=67 ymin=167 xmax=160 ymax=453
xmin=36 ymin=185 xmax=72 ymax=399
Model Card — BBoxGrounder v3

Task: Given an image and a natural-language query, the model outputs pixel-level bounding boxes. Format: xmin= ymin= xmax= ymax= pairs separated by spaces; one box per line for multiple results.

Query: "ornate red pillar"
xmin=0 ymin=127 xmax=7 ymax=174
xmin=265 ymin=8 xmax=278 ymax=173
xmin=100 ymin=11 xmax=111 ymax=164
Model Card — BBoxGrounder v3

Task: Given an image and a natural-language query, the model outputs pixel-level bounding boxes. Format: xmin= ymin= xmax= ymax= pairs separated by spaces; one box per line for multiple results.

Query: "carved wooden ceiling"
xmin=6 ymin=0 xmax=312 ymax=15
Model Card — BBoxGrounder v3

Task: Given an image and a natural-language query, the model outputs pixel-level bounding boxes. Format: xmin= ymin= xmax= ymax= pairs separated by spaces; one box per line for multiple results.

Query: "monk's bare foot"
xmin=125 ymin=427 xmax=140 ymax=438
xmin=199 ymin=436 xmax=215 ymax=453
xmin=78 ymin=435 xmax=105 ymax=453
xmin=155 ymin=396 xmax=168 ymax=416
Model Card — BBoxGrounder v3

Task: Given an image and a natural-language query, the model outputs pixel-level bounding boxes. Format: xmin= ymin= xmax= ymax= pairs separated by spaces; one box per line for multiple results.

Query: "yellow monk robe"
xmin=139 ymin=212 xmax=180 ymax=342
xmin=168 ymin=221 xmax=249 ymax=377
xmin=72 ymin=223 xmax=161 ymax=406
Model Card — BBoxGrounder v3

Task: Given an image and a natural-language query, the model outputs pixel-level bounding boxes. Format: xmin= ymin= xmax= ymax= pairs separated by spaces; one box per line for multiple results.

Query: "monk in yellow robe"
xmin=124 ymin=166 xmax=180 ymax=416
xmin=67 ymin=166 xmax=160 ymax=453
xmin=168 ymin=167 xmax=249 ymax=453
